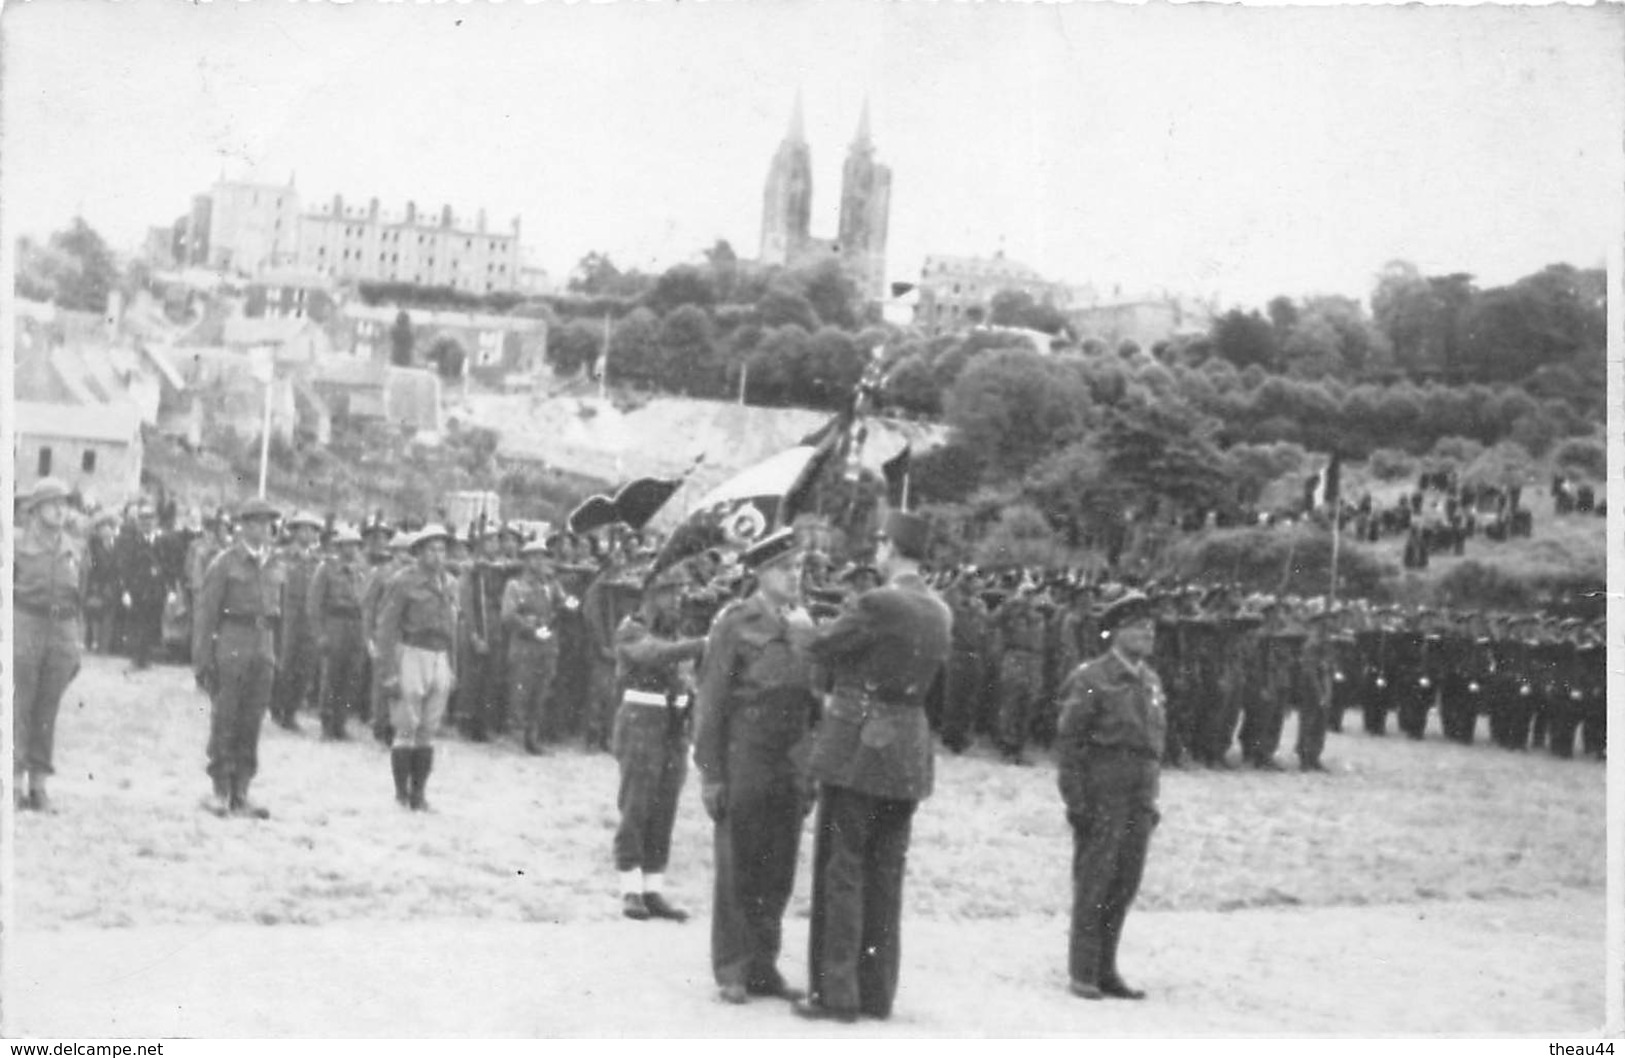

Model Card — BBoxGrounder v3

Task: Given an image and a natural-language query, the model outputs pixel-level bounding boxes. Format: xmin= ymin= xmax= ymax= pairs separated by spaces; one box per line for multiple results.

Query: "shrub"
xmin=1165 ymin=525 xmax=1395 ymax=600
xmin=1367 ymin=448 xmax=1416 ymax=481
xmin=1553 ymin=438 xmax=1606 ymax=482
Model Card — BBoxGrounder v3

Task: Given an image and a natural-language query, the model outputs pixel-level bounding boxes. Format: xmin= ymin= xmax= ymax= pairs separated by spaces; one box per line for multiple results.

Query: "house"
xmin=1067 ymin=293 xmax=1215 ymax=351
xmin=337 ymin=303 xmax=547 ymax=387
xmin=14 ymin=399 xmax=144 ymax=504
xmin=311 ymin=358 xmax=442 ymax=432
xmin=223 ymin=313 xmax=333 ymax=366
xmin=245 ymin=268 xmax=339 ymax=323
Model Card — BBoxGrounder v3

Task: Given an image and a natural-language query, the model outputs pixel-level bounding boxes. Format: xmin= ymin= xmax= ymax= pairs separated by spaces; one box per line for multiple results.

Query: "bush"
xmin=1428 ymin=436 xmax=1485 ymax=468
xmin=1165 ymin=525 xmax=1395 ymax=600
xmin=1367 ymin=448 xmax=1416 ymax=481
xmin=1553 ymin=438 xmax=1606 ymax=482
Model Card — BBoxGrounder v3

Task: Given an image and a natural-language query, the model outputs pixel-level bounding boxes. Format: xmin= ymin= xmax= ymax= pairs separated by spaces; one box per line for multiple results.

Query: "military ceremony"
xmin=5 ymin=1 xmax=1613 ymax=1044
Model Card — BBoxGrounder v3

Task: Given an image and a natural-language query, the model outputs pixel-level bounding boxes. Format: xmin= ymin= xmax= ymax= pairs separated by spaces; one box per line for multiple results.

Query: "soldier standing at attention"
xmin=693 ymin=529 xmax=820 ymax=1006
xmin=994 ymin=579 xmax=1046 ymax=765
xmin=14 ymin=478 xmax=87 ymax=813
xmin=307 ymin=526 xmax=369 ymax=740
xmin=376 ymin=526 xmax=460 ymax=811
xmin=611 ymin=563 xmax=708 ymax=922
xmin=457 ymin=527 xmax=507 ymax=742
xmin=272 ymin=511 xmax=325 ymax=731
xmin=1056 ymin=591 xmax=1164 ymax=1001
xmin=502 ymin=539 xmax=569 ymax=754
xmin=795 ymin=511 xmax=951 ymax=1024
xmin=192 ymin=498 xmax=284 ymax=819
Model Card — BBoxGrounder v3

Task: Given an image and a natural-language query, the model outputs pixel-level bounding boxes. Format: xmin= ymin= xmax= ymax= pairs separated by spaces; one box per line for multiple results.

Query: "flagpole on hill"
xmin=599 ymin=313 xmax=610 ymax=402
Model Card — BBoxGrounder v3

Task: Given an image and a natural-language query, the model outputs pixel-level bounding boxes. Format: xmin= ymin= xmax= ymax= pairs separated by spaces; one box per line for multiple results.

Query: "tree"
xmin=757 ymin=283 xmax=821 ymax=331
xmin=15 ymin=217 xmax=120 ymax=312
xmin=546 ymin=318 xmax=602 ymax=376
xmin=605 ymin=307 xmax=663 ymax=388
xmin=645 ymin=263 xmax=717 ymax=316
xmin=944 ymin=349 xmax=1093 ymax=477
xmin=1210 ymin=309 xmax=1278 ymax=371
xmin=792 ymin=326 xmax=866 ymax=408
xmin=883 ymin=354 xmax=941 ymax=417
xmin=425 ymin=336 xmax=466 ymax=379
xmin=795 ymin=259 xmax=861 ymax=331
xmin=568 ymin=251 xmax=654 ymax=298
xmin=390 ymin=310 xmax=415 ymax=366
xmin=658 ymin=304 xmax=720 ymax=395
xmin=703 ymin=239 xmax=740 ymax=302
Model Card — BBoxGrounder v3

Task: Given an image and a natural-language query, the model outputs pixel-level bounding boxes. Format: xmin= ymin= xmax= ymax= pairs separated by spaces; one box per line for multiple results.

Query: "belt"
xmin=17 ymin=601 xmax=79 ymax=621
xmin=221 ymin=612 xmax=276 ymax=629
xmin=622 ymin=688 xmax=673 ymax=708
xmin=402 ymin=633 xmax=453 ymax=653
xmin=1082 ymin=743 xmax=1159 ymax=760
xmin=324 ymin=607 xmax=362 ymax=617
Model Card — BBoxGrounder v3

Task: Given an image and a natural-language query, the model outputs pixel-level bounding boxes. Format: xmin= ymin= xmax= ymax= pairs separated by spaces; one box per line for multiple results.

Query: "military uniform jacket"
xmin=193 ymin=542 xmax=284 ymax=669
xmin=458 ymin=560 xmax=511 ymax=649
xmin=306 ymin=556 xmax=368 ymax=626
xmin=15 ymin=523 xmax=86 ymax=618
xmin=501 ymin=571 xmax=569 ymax=655
xmin=692 ymin=593 xmax=820 ymax=792
xmin=614 ymin=612 xmax=693 ymax=700
xmin=1055 ymin=650 xmax=1166 ymax=816
xmin=115 ymin=526 xmax=167 ymax=603
xmin=376 ymin=566 xmax=460 ymax=678
xmin=277 ymin=546 xmax=323 ymax=636
xmin=804 ymin=571 xmax=952 ymax=802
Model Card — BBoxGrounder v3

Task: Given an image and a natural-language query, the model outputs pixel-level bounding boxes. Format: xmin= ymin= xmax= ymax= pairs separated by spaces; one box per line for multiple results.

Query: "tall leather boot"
xmin=390 ymin=748 xmax=412 ymax=807
xmin=409 ymin=746 xmax=434 ymax=812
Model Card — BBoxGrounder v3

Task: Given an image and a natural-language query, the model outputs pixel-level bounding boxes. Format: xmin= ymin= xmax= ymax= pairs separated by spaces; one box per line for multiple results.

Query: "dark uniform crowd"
xmin=11 ymin=476 xmax=1605 ymax=1023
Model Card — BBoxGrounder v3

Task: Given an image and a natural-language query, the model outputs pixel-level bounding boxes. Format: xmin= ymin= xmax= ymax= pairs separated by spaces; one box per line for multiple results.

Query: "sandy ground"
xmin=7 ymin=655 xmax=1608 ymax=1037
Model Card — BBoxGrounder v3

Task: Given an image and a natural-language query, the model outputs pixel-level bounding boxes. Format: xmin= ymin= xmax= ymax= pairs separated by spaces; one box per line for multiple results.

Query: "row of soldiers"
xmin=921 ymin=567 xmax=1607 ymax=770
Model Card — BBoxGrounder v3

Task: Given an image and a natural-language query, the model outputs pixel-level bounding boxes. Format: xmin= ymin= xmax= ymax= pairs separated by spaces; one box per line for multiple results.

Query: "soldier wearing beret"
xmin=694 ymin=528 xmax=820 ymax=1005
xmin=192 ymin=497 xmax=285 ymax=818
xmin=611 ymin=562 xmax=708 ymax=922
xmin=1056 ymin=590 xmax=1164 ymax=1001
xmin=376 ymin=526 xmax=461 ymax=811
xmin=795 ymin=511 xmax=952 ymax=1024
xmin=13 ymin=478 xmax=88 ymax=812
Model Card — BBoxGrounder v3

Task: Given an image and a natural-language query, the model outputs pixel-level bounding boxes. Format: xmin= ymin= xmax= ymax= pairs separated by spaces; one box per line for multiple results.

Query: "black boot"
xmin=230 ymin=775 xmax=271 ymax=819
xmin=409 ymin=746 xmax=434 ymax=812
xmin=391 ymin=748 xmax=412 ymax=807
xmin=201 ymin=774 xmax=232 ymax=817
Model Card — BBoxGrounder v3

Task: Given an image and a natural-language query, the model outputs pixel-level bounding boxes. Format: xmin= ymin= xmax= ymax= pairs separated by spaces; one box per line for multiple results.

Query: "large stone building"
xmin=912 ymin=251 xmax=1078 ymax=334
xmin=759 ymin=96 xmax=891 ymax=301
xmin=169 ymin=179 xmax=523 ymax=295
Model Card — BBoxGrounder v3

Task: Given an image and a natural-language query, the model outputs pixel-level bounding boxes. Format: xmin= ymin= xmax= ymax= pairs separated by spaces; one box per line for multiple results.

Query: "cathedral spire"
xmin=788 ymin=89 xmax=806 ymax=144
xmin=852 ymin=96 xmax=872 ymax=148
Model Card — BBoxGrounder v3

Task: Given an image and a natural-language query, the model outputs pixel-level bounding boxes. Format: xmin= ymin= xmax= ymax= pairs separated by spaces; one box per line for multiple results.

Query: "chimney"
xmin=369 ymin=197 xmax=380 ymax=219
xmin=477 ymin=209 xmax=487 ymax=233
xmin=442 ymin=205 xmax=453 ymax=229
xmin=406 ymin=200 xmax=416 ymax=224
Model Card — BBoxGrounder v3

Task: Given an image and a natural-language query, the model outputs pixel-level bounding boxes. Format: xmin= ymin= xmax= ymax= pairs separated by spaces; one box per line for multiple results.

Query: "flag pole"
xmin=1329 ymin=499 xmax=1341 ymax=604
xmin=599 ymin=313 xmax=610 ymax=402
xmin=900 ymin=468 xmax=911 ymax=512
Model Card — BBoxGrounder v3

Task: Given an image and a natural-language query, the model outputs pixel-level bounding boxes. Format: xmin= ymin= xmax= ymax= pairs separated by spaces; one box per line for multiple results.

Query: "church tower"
xmin=760 ymin=93 xmax=813 ymax=267
xmin=837 ymin=98 xmax=892 ymax=301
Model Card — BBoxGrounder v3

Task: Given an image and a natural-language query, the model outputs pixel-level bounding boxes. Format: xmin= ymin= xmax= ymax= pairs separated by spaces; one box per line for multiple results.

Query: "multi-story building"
xmin=912 ymin=252 xmax=1076 ymax=334
xmin=760 ymin=96 xmax=891 ymax=301
xmin=184 ymin=180 xmax=523 ymax=295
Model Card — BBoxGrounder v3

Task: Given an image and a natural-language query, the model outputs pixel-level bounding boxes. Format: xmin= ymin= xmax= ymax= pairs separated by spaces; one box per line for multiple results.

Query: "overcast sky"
xmin=3 ymin=1 xmax=1620 ymax=310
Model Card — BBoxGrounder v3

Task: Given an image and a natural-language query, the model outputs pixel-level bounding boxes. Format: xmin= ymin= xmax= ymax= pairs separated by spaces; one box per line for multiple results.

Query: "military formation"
xmin=925 ymin=569 xmax=1607 ymax=770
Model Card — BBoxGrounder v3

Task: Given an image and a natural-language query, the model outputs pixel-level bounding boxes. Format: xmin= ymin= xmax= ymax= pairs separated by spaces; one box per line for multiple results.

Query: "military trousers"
xmin=206 ymin=627 xmax=276 ymax=785
xmin=391 ymin=645 xmax=452 ymax=750
xmin=1203 ymin=663 xmax=1245 ymax=764
xmin=1067 ymin=751 xmax=1159 ymax=988
xmin=1439 ymin=677 xmax=1477 ymax=744
xmin=939 ymin=651 xmax=984 ymax=752
xmin=996 ymin=652 xmax=1044 ymax=756
xmin=1295 ymin=672 xmax=1328 ymax=766
xmin=14 ymin=612 xmax=82 ymax=777
xmin=455 ymin=641 xmax=504 ymax=738
xmin=611 ymin=699 xmax=688 ymax=874
xmin=807 ymin=784 xmax=916 ymax=1019
xmin=126 ymin=591 xmax=164 ymax=668
xmin=1361 ymin=676 xmax=1391 ymax=735
xmin=584 ymin=658 xmax=618 ymax=751
xmin=1544 ymin=690 xmax=1582 ymax=759
xmin=710 ymin=781 xmax=804 ymax=989
xmin=1396 ymin=680 xmax=1433 ymax=740
xmin=507 ymin=640 xmax=558 ymax=743
xmin=274 ymin=623 xmax=320 ymax=721
xmin=318 ymin=616 xmax=367 ymax=736
xmin=1238 ymin=691 xmax=1284 ymax=765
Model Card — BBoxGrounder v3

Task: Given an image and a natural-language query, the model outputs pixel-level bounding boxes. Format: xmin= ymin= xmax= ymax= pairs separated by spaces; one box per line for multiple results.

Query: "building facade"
xmin=759 ymin=97 xmax=891 ymax=301
xmin=185 ymin=180 xmax=523 ymax=294
xmin=14 ymin=400 xmax=145 ymax=503
xmin=913 ymin=252 xmax=1075 ymax=334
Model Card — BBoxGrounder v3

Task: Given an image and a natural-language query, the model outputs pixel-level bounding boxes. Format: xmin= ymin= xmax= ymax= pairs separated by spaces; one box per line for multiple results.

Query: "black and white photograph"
xmin=2 ymin=0 xmax=1617 ymax=1041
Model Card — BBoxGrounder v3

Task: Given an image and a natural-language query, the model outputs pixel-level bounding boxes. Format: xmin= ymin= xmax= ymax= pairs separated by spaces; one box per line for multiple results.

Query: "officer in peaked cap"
xmin=193 ymin=494 xmax=284 ymax=818
xmin=1056 ymin=589 xmax=1163 ymax=1001
xmin=14 ymin=478 xmax=85 ymax=812
xmin=693 ymin=527 xmax=820 ymax=1004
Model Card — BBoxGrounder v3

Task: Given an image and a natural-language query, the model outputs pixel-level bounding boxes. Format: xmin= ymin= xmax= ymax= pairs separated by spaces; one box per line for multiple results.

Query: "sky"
xmin=3 ymin=0 xmax=1621 ymax=311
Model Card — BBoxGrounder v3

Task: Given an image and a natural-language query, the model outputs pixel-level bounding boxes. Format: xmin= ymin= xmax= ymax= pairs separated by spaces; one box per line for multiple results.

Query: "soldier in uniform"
xmin=192 ymin=497 xmax=284 ymax=819
xmin=455 ymin=527 xmax=509 ymax=742
xmin=84 ymin=511 xmax=123 ymax=655
xmin=14 ymin=478 xmax=87 ymax=812
xmin=376 ymin=526 xmax=460 ymax=811
xmin=795 ymin=511 xmax=951 ymax=1024
xmin=611 ymin=564 xmax=708 ymax=922
xmin=1235 ymin=601 xmax=1281 ymax=769
xmin=116 ymin=502 xmax=168 ymax=669
xmin=502 ymin=539 xmax=570 ymax=753
xmin=993 ymin=579 xmax=1047 ymax=765
xmin=359 ymin=520 xmax=402 ymax=737
xmin=581 ymin=557 xmax=636 ymax=753
xmin=940 ymin=572 xmax=990 ymax=754
xmin=1057 ymin=591 xmax=1163 ymax=1001
xmin=694 ymin=529 xmax=820 ymax=1005
xmin=271 ymin=511 xmax=325 ymax=730
xmin=307 ymin=526 xmax=369 ymax=740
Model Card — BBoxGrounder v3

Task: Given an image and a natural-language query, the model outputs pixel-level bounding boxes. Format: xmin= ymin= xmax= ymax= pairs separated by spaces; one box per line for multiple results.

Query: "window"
xmin=37 ymin=447 xmax=52 ymax=476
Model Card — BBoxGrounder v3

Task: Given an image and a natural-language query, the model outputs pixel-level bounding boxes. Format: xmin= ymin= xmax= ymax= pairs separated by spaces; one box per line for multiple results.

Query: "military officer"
xmin=694 ymin=529 xmax=820 ymax=1005
xmin=363 ymin=527 xmax=412 ymax=744
xmin=456 ymin=527 xmax=510 ymax=742
xmin=993 ymin=579 xmax=1047 ymax=765
xmin=376 ymin=526 xmax=461 ymax=811
xmin=13 ymin=478 xmax=87 ymax=812
xmin=939 ymin=572 xmax=990 ymax=754
xmin=1056 ymin=591 xmax=1164 ymax=1001
xmin=115 ymin=502 xmax=168 ymax=669
xmin=272 ymin=510 xmax=326 ymax=730
xmin=192 ymin=497 xmax=284 ymax=819
xmin=611 ymin=563 xmax=708 ymax=922
xmin=502 ymin=538 xmax=570 ymax=753
xmin=307 ymin=525 xmax=370 ymax=740
xmin=796 ymin=511 xmax=952 ymax=1024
